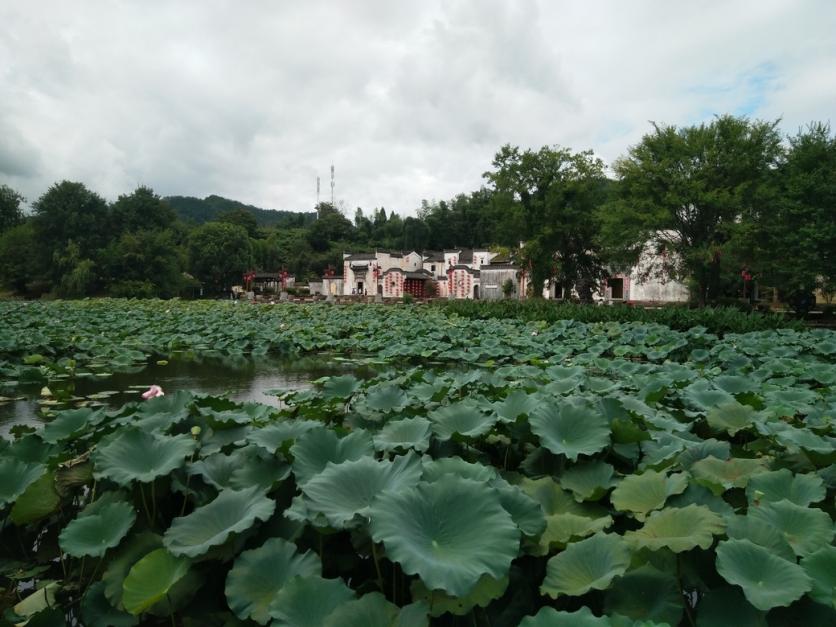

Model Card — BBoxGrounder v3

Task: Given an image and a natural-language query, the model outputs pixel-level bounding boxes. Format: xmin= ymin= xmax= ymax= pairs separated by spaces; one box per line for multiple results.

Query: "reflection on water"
xmin=0 ymin=353 xmax=376 ymax=436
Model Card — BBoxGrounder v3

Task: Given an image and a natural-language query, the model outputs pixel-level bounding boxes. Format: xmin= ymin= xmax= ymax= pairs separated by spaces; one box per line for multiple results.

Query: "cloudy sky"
xmin=2 ymin=1 xmax=834 ymax=215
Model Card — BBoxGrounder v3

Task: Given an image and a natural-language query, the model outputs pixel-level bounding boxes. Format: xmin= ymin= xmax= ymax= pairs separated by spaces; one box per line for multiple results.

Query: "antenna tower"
xmin=316 ymin=176 xmax=320 ymax=207
xmin=330 ymin=164 xmax=335 ymax=206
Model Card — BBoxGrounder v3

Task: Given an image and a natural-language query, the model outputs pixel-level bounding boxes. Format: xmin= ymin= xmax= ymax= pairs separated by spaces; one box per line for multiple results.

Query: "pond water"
xmin=0 ymin=353 xmax=377 ymax=436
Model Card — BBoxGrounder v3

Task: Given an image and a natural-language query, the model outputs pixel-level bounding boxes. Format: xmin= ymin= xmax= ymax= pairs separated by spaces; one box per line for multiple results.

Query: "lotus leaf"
xmin=364 ymin=384 xmax=408 ymax=412
xmin=101 ymin=532 xmax=163 ymax=608
xmin=186 ymin=453 xmax=238 ymax=490
xmin=40 ymin=407 xmax=104 ymax=443
xmin=421 ymin=456 xmax=497 ymax=482
xmin=300 ymin=454 xmax=422 ymax=527
xmin=322 ymin=592 xmax=400 ymax=626
xmin=529 ymin=401 xmax=611 ymax=461
xmin=604 ymin=564 xmax=683 ymax=626
xmin=93 ymin=428 xmax=197 ymax=485
xmin=80 ymin=582 xmax=138 ymax=627
xmin=369 ymin=476 xmax=520 ymax=597
xmin=747 ymin=499 xmax=833 ymax=557
xmin=290 ymin=428 xmax=373 ymax=485
xmin=706 ymin=401 xmax=756 ymax=435
xmin=541 ymin=533 xmax=630 ymax=599
xmin=0 ymin=458 xmax=45 ymax=507
xmin=163 ymin=486 xmax=276 ymax=557
xmin=121 ymin=549 xmax=191 ymax=615
xmin=745 ymin=468 xmax=826 ymax=506
xmin=59 ymin=500 xmax=136 ymax=558
xmin=725 ymin=515 xmax=796 ymax=562
xmin=801 ymin=546 xmax=836 ymax=608
xmin=560 ymin=461 xmax=616 ymax=501
xmin=9 ymin=470 xmax=59 ymax=526
xmin=677 ymin=438 xmax=731 ymax=469
xmin=610 ymin=470 xmax=688 ymax=519
xmin=493 ymin=390 xmax=539 ymax=422
xmin=267 ymin=575 xmax=354 ymax=627
xmin=225 ymin=538 xmax=321 ymax=624
xmin=411 ymin=574 xmax=507 ymax=617
xmin=624 ymin=504 xmax=725 ymax=552
xmin=428 ymin=401 xmax=497 ymax=439
xmin=715 ymin=538 xmax=812 ymax=610
xmin=494 ymin=484 xmax=547 ymax=537
xmin=683 ymin=380 xmax=735 ymax=411
xmin=690 ymin=456 xmax=767 ymax=495
xmin=321 ymin=375 xmax=361 ymax=399
xmin=372 ymin=417 xmax=432 ymax=452
xmin=519 ymin=606 xmax=612 ymax=627
xmin=695 ymin=586 xmax=766 ymax=627
xmin=247 ymin=420 xmax=321 ymax=454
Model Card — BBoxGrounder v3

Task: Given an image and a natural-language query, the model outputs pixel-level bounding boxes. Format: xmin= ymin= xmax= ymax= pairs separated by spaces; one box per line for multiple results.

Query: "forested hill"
xmin=165 ymin=194 xmax=316 ymax=228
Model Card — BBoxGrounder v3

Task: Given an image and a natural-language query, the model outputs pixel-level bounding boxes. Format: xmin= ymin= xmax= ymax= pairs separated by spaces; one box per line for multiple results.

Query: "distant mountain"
xmin=165 ymin=195 xmax=317 ymax=228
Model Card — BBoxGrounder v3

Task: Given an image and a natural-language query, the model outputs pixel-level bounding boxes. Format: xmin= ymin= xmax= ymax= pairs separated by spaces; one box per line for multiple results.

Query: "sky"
xmin=1 ymin=0 xmax=834 ymax=216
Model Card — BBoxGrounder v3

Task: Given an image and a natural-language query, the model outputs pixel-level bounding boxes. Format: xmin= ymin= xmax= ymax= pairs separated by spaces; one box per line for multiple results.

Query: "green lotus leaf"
xmin=321 ymin=375 xmax=361 ymax=399
xmin=706 ymin=401 xmax=756 ymax=435
xmin=372 ymin=417 xmax=432 ymax=453
xmin=412 ymin=574 xmax=508 ymax=617
xmin=101 ymin=532 xmax=163 ymax=609
xmin=323 ymin=592 xmax=400 ymax=627
xmin=186 ymin=452 xmax=238 ymax=490
xmin=369 ymin=476 xmax=520 ymax=597
xmin=529 ymin=401 xmax=610 ymax=461
xmin=682 ymin=380 xmax=735 ymax=411
xmin=40 ymin=407 xmax=104 ymax=444
xmin=541 ymin=533 xmax=630 ymax=599
xmin=745 ymin=469 xmax=826 ymax=507
xmin=677 ymin=438 xmax=731 ymax=470
xmin=610 ymin=470 xmax=688 ymax=519
xmin=5 ymin=434 xmax=58 ymax=465
xmin=725 ymin=515 xmax=796 ymax=562
xmin=713 ymin=375 xmax=759 ymax=395
xmin=428 ymin=401 xmax=498 ymax=440
xmin=10 ymin=471 xmax=59 ymax=525
xmin=560 ymin=461 xmax=616 ymax=501
xmin=59 ymin=500 xmax=136 ymax=558
xmin=493 ymin=390 xmax=539 ymax=423
xmin=421 ymin=456 xmax=496 ymax=483
xmin=494 ymin=484 xmax=547 ymax=537
xmin=747 ymin=500 xmax=834 ymax=557
xmin=163 ymin=486 xmax=276 ymax=558
xmin=604 ymin=564 xmax=683 ymax=626
xmin=690 ymin=456 xmax=767 ymax=495
xmin=770 ymin=423 xmax=833 ymax=454
xmin=624 ymin=504 xmax=725 ymax=552
xmin=393 ymin=601 xmax=430 ymax=627
xmin=247 ymin=420 xmax=321 ymax=454
xmin=715 ymin=538 xmax=812 ymax=610
xmin=0 ymin=458 xmax=45 ymax=507
xmin=300 ymin=454 xmax=422 ymax=527
xmin=121 ymin=549 xmax=191 ymax=615
xmin=268 ymin=575 xmax=355 ymax=627
xmin=364 ymin=384 xmax=408 ymax=412
xmin=12 ymin=582 xmax=60 ymax=624
xmin=801 ymin=545 xmax=836 ymax=608
xmin=225 ymin=538 xmax=321 ymax=624
xmin=290 ymin=428 xmax=374 ymax=485
xmin=227 ymin=446 xmax=291 ymax=492
xmin=667 ymin=483 xmax=735 ymax=519
xmin=519 ymin=606 xmax=611 ymax=627
xmin=80 ymin=582 xmax=138 ymax=627
xmin=695 ymin=586 xmax=766 ymax=627
xmin=93 ymin=428 xmax=197 ymax=485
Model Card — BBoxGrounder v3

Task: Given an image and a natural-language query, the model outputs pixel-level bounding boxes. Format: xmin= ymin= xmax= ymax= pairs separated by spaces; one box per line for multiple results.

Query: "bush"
xmin=403 ymin=293 xmax=414 ymax=304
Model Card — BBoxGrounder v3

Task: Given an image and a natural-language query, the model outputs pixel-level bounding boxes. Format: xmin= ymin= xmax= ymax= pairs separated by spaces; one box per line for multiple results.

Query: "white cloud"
xmin=1 ymin=0 xmax=833 ymax=214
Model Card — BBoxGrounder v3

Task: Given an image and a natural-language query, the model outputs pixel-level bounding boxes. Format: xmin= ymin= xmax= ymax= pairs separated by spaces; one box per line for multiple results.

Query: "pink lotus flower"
xmin=141 ymin=385 xmax=165 ymax=400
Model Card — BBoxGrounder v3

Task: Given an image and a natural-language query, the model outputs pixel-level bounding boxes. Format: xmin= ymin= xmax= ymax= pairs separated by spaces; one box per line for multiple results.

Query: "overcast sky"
xmin=2 ymin=1 xmax=834 ymax=216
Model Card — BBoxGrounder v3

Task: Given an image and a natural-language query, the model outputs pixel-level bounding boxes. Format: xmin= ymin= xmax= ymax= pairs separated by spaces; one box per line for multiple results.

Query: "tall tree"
xmin=606 ymin=115 xmax=783 ymax=305
xmin=110 ymin=186 xmax=176 ymax=234
xmin=0 ymin=184 xmax=24 ymax=233
xmin=188 ymin=222 xmax=253 ymax=292
xmin=484 ymin=144 xmax=608 ymax=300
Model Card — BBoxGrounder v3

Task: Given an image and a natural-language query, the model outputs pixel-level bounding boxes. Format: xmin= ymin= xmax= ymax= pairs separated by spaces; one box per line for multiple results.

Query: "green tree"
xmin=218 ymin=207 xmax=260 ymax=238
xmin=103 ymin=229 xmax=184 ymax=298
xmin=484 ymin=144 xmax=609 ymax=300
xmin=0 ymin=222 xmax=40 ymax=294
xmin=0 ymin=184 xmax=24 ymax=233
xmin=607 ymin=115 xmax=783 ymax=305
xmin=188 ymin=222 xmax=253 ymax=292
xmin=32 ymin=181 xmax=110 ymax=285
xmin=741 ymin=122 xmax=836 ymax=303
xmin=110 ymin=186 xmax=176 ymax=234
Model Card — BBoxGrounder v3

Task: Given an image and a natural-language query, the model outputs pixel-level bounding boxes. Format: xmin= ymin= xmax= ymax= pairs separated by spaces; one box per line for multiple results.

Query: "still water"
xmin=0 ymin=353 xmax=376 ymax=436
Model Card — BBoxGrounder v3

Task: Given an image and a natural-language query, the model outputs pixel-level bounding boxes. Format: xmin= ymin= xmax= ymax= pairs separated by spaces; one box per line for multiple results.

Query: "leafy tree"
xmin=484 ymin=144 xmax=609 ymax=300
xmin=607 ymin=115 xmax=783 ymax=305
xmin=0 ymin=184 xmax=24 ymax=233
xmin=218 ymin=207 xmax=260 ymax=238
xmin=307 ymin=207 xmax=354 ymax=252
xmin=188 ymin=222 xmax=253 ymax=292
xmin=110 ymin=186 xmax=176 ymax=234
xmin=32 ymin=181 xmax=110 ymax=285
xmin=740 ymin=122 xmax=836 ymax=303
xmin=0 ymin=222 xmax=40 ymax=294
xmin=102 ymin=229 xmax=184 ymax=298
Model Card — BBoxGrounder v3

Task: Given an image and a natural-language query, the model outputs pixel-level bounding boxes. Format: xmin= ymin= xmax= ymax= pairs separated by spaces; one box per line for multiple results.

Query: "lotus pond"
xmin=0 ymin=300 xmax=835 ymax=626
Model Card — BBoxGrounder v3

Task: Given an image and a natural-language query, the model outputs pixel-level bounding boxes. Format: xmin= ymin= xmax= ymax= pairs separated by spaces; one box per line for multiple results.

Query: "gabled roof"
xmin=345 ymin=253 xmax=376 ymax=261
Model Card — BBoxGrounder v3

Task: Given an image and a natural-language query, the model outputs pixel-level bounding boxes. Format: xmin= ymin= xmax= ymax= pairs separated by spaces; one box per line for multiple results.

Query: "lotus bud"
xmin=190 ymin=426 xmax=202 ymax=437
